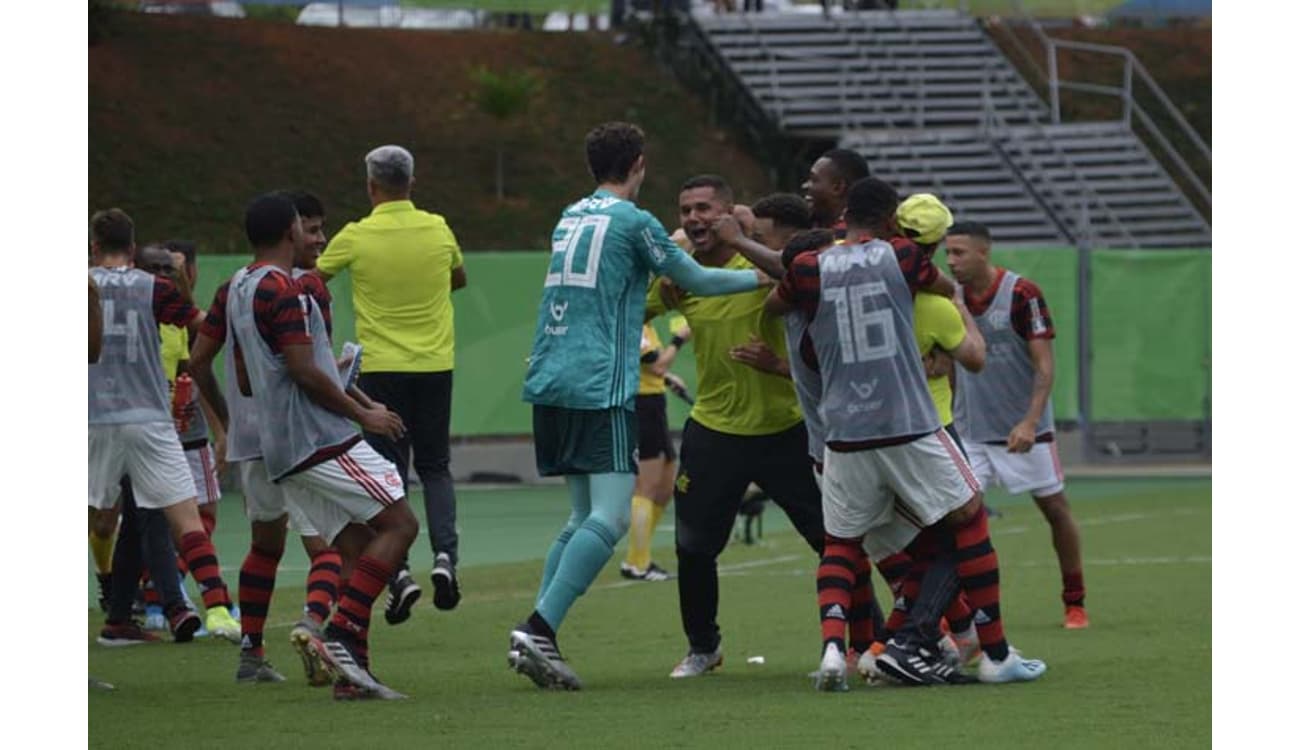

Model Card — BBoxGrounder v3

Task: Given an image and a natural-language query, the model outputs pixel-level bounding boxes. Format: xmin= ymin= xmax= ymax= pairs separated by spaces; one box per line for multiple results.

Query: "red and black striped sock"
xmin=1062 ymin=571 xmax=1086 ymax=608
xmin=201 ymin=512 xmax=217 ymax=538
xmin=946 ymin=592 xmax=974 ymax=633
xmin=239 ymin=547 xmax=281 ymax=656
xmin=883 ymin=562 xmax=926 ymax=641
xmin=305 ymin=549 xmax=343 ymax=625
xmin=326 ymin=555 xmax=393 ymax=646
xmin=140 ymin=571 xmax=161 ymax=606
xmin=848 ymin=551 xmax=877 ymax=653
xmin=876 ymin=552 xmax=912 ymax=597
xmin=953 ymin=507 xmax=1008 ymax=661
xmin=178 ymin=531 xmax=232 ymax=610
xmin=817 ymin=536 xmax=862 ymax=653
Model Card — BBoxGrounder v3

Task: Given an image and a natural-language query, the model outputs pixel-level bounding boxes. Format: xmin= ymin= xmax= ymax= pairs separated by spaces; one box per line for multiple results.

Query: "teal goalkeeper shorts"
xmin=532 ymin=405 xmax=638 ymax=476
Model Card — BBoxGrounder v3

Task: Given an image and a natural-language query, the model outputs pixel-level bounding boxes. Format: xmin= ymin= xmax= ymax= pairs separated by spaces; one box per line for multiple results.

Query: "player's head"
xmin=843 ymin=178 xmax=900 ymax=237
xmin=162 ymin=239 xmax=198 ymax=286
xmin=90 ymin=208 xmax=135 ymax=263
xmin=137 ymin=243 xmax=194 ymax=303
xmin=585 ymin=121 xmax=647 ymax=196
xmin=896 ymin=193 xmax=953 ymax=257
xmin=751 ymin=192 xmax=812 ymax=252
xmin=803 ymin=148 xmax=870 ymax=228
xmin=780 ymin=228 xmax=835 ymax=270
xmin=678 ymin=174 xmax=734 ymax=254
xmin=279 ymin=189 xmax=327 ymax=270
xmin=944 ymin=220 xmax=993 ymax=284
xmin=365 ymin=144 xmax=415 ymax=204
xmin=244 ymin=192 xmax=302 ymax=256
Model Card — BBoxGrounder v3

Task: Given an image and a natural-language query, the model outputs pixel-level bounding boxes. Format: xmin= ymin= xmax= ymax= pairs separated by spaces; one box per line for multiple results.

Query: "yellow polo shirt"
xmin=317 ymin=199 xmax=464 ymax=372
xmin=912 ymin=293 xmax=966 ymax=426
xmin=639 ymin=324 xmax=666 ymax=396
xmin=646 ymin=252 xmax=802 ymax=436
xmin=159 ymin=324 xmax=187 ymax=383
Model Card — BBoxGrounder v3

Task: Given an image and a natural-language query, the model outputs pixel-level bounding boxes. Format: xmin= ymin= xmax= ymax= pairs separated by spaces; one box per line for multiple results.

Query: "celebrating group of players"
xmin=88 ymin=119 xmax=1088 ymax=699
xmin=510 ymin=121 xmax=1087 ymax=691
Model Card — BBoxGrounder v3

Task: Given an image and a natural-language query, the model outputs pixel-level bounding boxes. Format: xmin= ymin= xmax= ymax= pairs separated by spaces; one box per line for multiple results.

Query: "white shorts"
xmin=279 ymin=442 xmax=404 ymax=545
xmin=238 ymin=459 xmax=319 ymax=537
xmin=186 ymin=444 xmax=222 ymax=505
xmin=814 ymin=458 xmax=918 ymax=560
xmin=966 ymin=440 xmax=1065 ymax=498
xmin=89 ymin=422 xmax=197 ymax=511
xmin=821 ymin=430 xmax=981 ymax=541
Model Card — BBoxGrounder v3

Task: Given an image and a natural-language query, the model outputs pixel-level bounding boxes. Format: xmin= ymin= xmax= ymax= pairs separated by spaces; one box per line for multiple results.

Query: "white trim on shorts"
xmin=965 ymin=440 xmax=1066 ymax=498
xmin=88 ymin=422 xmax=197 ymax=510
xmin=280 ymin=442 xmax=404 ymax=545
xmin=238 ymin=459 xmax=319 ymax=536
xmin=186 ymin=444 xmax=222 ymax=505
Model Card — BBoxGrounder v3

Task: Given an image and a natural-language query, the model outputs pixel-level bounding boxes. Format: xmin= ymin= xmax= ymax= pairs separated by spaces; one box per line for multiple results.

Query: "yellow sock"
xmin=626 ymin=495 xmax=656 ymax=571
xmin=89 ymin=531 xmax=115 ymax=575
xmin=649 ymin=501 xmax=667 ymax=534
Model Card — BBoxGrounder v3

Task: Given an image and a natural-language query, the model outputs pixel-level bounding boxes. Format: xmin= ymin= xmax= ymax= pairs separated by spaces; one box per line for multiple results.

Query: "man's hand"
xmin=711 ymin=214 xmax=745 ymax=247
xmin=729 ymin=335 xmax=789 ymax=377
xmin=360 ymin=404 xmax=406 ymax=441
xmin=925 ymin=350 xmax=954 ymax=379
xmin=659 ymin=278 xmax=685 ymax=309
xmin=1007 ymin=420 xmax=1036 ymax=453
xmin=670 ymin=317 xmax=692 ymax=342
xmin=213 ymin=433 xmax=227 ymax=477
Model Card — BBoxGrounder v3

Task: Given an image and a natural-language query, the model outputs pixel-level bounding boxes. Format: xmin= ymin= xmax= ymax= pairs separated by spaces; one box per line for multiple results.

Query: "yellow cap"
xmin=896 ymin=193 xmax=954 ymax=245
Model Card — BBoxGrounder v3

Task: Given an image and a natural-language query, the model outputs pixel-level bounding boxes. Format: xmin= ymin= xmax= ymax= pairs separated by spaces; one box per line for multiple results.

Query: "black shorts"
xmin=635 ymin=394 xmax=676 ymax=462
xmin=532 ymin=404 xmax=638 ymax=476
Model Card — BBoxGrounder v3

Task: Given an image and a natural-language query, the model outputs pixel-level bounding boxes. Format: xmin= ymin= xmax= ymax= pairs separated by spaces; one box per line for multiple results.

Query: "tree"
xmin=469 ymin=66 xmax=542 ymax=201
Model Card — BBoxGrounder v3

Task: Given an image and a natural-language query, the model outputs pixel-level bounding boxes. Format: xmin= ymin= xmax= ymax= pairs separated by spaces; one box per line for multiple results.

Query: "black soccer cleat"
xmin=383 ymin=568 xmax=421 ymax=625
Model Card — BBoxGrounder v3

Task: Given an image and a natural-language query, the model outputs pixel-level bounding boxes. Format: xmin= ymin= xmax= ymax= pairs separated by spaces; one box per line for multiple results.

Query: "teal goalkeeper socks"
xmin=535 ymin=472 xmax=634 ymax=632
xmin=537 ymin=477 xmax=592 ymax=605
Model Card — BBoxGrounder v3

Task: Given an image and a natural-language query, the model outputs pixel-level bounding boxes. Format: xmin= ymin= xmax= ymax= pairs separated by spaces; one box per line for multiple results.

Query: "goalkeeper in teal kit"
xmin=508 ymin=122 xmax=765 ymax=690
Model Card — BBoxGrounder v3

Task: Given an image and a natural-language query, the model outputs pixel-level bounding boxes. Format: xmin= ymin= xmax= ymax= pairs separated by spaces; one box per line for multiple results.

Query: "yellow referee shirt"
xmin=646 ymin=253 xmax=802 ymax=436
xmin=159 ymin=324 xmax=187 ymax=383
xmin=317 ymin=199 xmax=464 ymax=372
xmin=639 ymin=324 xmax=666 ymax=396
xmin=912 ymin=293 xmax=966 ymax=426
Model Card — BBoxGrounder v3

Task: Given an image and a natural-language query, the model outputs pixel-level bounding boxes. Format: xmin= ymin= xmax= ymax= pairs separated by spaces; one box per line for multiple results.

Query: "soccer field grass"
xmin=88 ymin=477 xmax=1210 ymax=748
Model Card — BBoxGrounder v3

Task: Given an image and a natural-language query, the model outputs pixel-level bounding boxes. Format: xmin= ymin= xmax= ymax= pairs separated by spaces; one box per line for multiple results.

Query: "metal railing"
xmin=1001 ymin=0 xmax=1211 ymax=213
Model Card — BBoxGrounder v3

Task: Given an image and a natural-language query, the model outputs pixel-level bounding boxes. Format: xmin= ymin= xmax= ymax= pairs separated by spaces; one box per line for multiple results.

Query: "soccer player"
xmin=620 ymin=317 xmax=691 ymax=582
xmin=946 ymin=221 xmax=1089 ymax=629
xmin=647 ymin=176 xmax=829 ymax=680
xmin=802 ymin=148 xmax=871 ymax=238
xmin=509 ymin=122 xmax=764 ymax=690
xmin=190 ymin=190 xmax=359 ymax=686
xmin=223 ymin=192 xmax=418 ymax=699
xmin=88 ymin=208 xmax=240 ymax=646
xmin=767 ymin=179 xmax=1046 ymax=687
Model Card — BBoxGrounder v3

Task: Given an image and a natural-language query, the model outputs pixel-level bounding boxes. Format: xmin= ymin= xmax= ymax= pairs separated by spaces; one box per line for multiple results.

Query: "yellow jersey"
xmin=912 ymin=293 xmax=967 ymax=426
xmin=647 ymin=252 xmax=802 ymax=436
xmin=638 ymin=325 xmax=666 ymax=396
xmin=317 ymin=199 xmax=464 ymax=372
xmin=159 ymin=324 xmax=187 ymax=384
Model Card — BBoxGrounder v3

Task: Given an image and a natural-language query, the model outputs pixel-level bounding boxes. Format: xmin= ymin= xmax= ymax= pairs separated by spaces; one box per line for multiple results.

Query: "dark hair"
xmin=843 ymin=178 xmax=899 ymax=228
xmin=751 ymin=193 xmax=812 ymax=231
xmin=134 ymin=244 xmax=174 ymax=274
xmin=822 ymin=148 xmax=871 ymax=185
xmin=90 ymin=208 xmax=134 ymax=252
xmin=781 ymin=228 xmax=835 ymax=269
xmin=947 ymin=220 xmax=992 ymax=244
xmin=679 ymin=174 xmax=734 ymax=205
xmin=285 ymin=190 xmax=325 ymax=220
xmin=585 ymin=122 xmax=645 ymax=184
xmin=244 ymin=193 xmax=299 ymax=249
xmin=162 ymin=239 xmax=197 ymax=269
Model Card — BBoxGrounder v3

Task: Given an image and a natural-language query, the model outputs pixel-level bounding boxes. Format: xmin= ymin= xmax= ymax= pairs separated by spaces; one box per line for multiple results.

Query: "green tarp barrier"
xmin=189 ymin=247 xmax=1210 ymax=435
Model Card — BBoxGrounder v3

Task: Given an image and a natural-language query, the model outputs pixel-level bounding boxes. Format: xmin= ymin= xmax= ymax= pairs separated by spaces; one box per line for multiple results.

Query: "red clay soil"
xmin=90 ymin=12 xmax=775 ymax=252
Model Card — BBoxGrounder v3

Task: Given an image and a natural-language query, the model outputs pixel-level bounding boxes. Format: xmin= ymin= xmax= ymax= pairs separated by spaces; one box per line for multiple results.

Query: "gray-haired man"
xmin=316 ymin=145 xmax=469 ymax=624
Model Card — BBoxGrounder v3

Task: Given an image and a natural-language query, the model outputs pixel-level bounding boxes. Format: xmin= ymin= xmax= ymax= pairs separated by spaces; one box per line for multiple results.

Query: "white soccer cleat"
xmin=669 ymin=649 xmax=723 ymax=678
xmin=812 ymin=643 xmax=850 ymax=692
xmin=977 ymin=650 xmax=1047 ymax=684
xmin=951 ymin=625 xmax=981 ymax=668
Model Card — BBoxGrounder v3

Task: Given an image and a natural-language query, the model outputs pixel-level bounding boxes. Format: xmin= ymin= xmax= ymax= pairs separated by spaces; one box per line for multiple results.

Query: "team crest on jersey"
xmin=987 ymin=310 xmax=1011 ymax=330
xmin=676 ymin=472 xmax=690 ymax=495
xmin=384 ymin=471 xmax=401 ymax=488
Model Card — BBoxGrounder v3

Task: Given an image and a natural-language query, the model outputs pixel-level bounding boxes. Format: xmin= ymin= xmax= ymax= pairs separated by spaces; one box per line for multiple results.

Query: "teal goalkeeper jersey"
xmin=522 ymin=189 xmax=688 ymax=411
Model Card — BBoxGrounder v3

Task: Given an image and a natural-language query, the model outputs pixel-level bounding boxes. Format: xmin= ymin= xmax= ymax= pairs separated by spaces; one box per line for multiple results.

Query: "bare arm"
xmin=920 ymin=271 xmax=957 ymax=300
xmin=451 ymin=265 xmax=467 ymax=291
xmin=187 ymin=332 xmax=228 ymax=429
xmin=713 ymin=215 xmax=786 ymax=279
xmin=764 ymin=286 xmax=795 ymax=316
xmin=729 ymin=335 xmax=791 ymax=379
xmin=946 ymin=298 xmax=986 ymax=373
xmin=282 ymin=343 xmax=405 ymax=440
xmin=1007 ymin=338 xmax=1055 ymax=453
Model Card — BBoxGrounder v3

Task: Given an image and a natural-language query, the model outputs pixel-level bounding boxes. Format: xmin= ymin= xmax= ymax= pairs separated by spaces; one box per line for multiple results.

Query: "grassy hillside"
xmin=89 ymin=11 xmax=774 ymax=252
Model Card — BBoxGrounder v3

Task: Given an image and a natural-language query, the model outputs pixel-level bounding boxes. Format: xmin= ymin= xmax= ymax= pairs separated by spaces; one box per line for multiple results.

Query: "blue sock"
xmin=535 ymin=472 xmax=634 ymax=632
xmin=537 ymin=476 xmax=591 ymax=607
